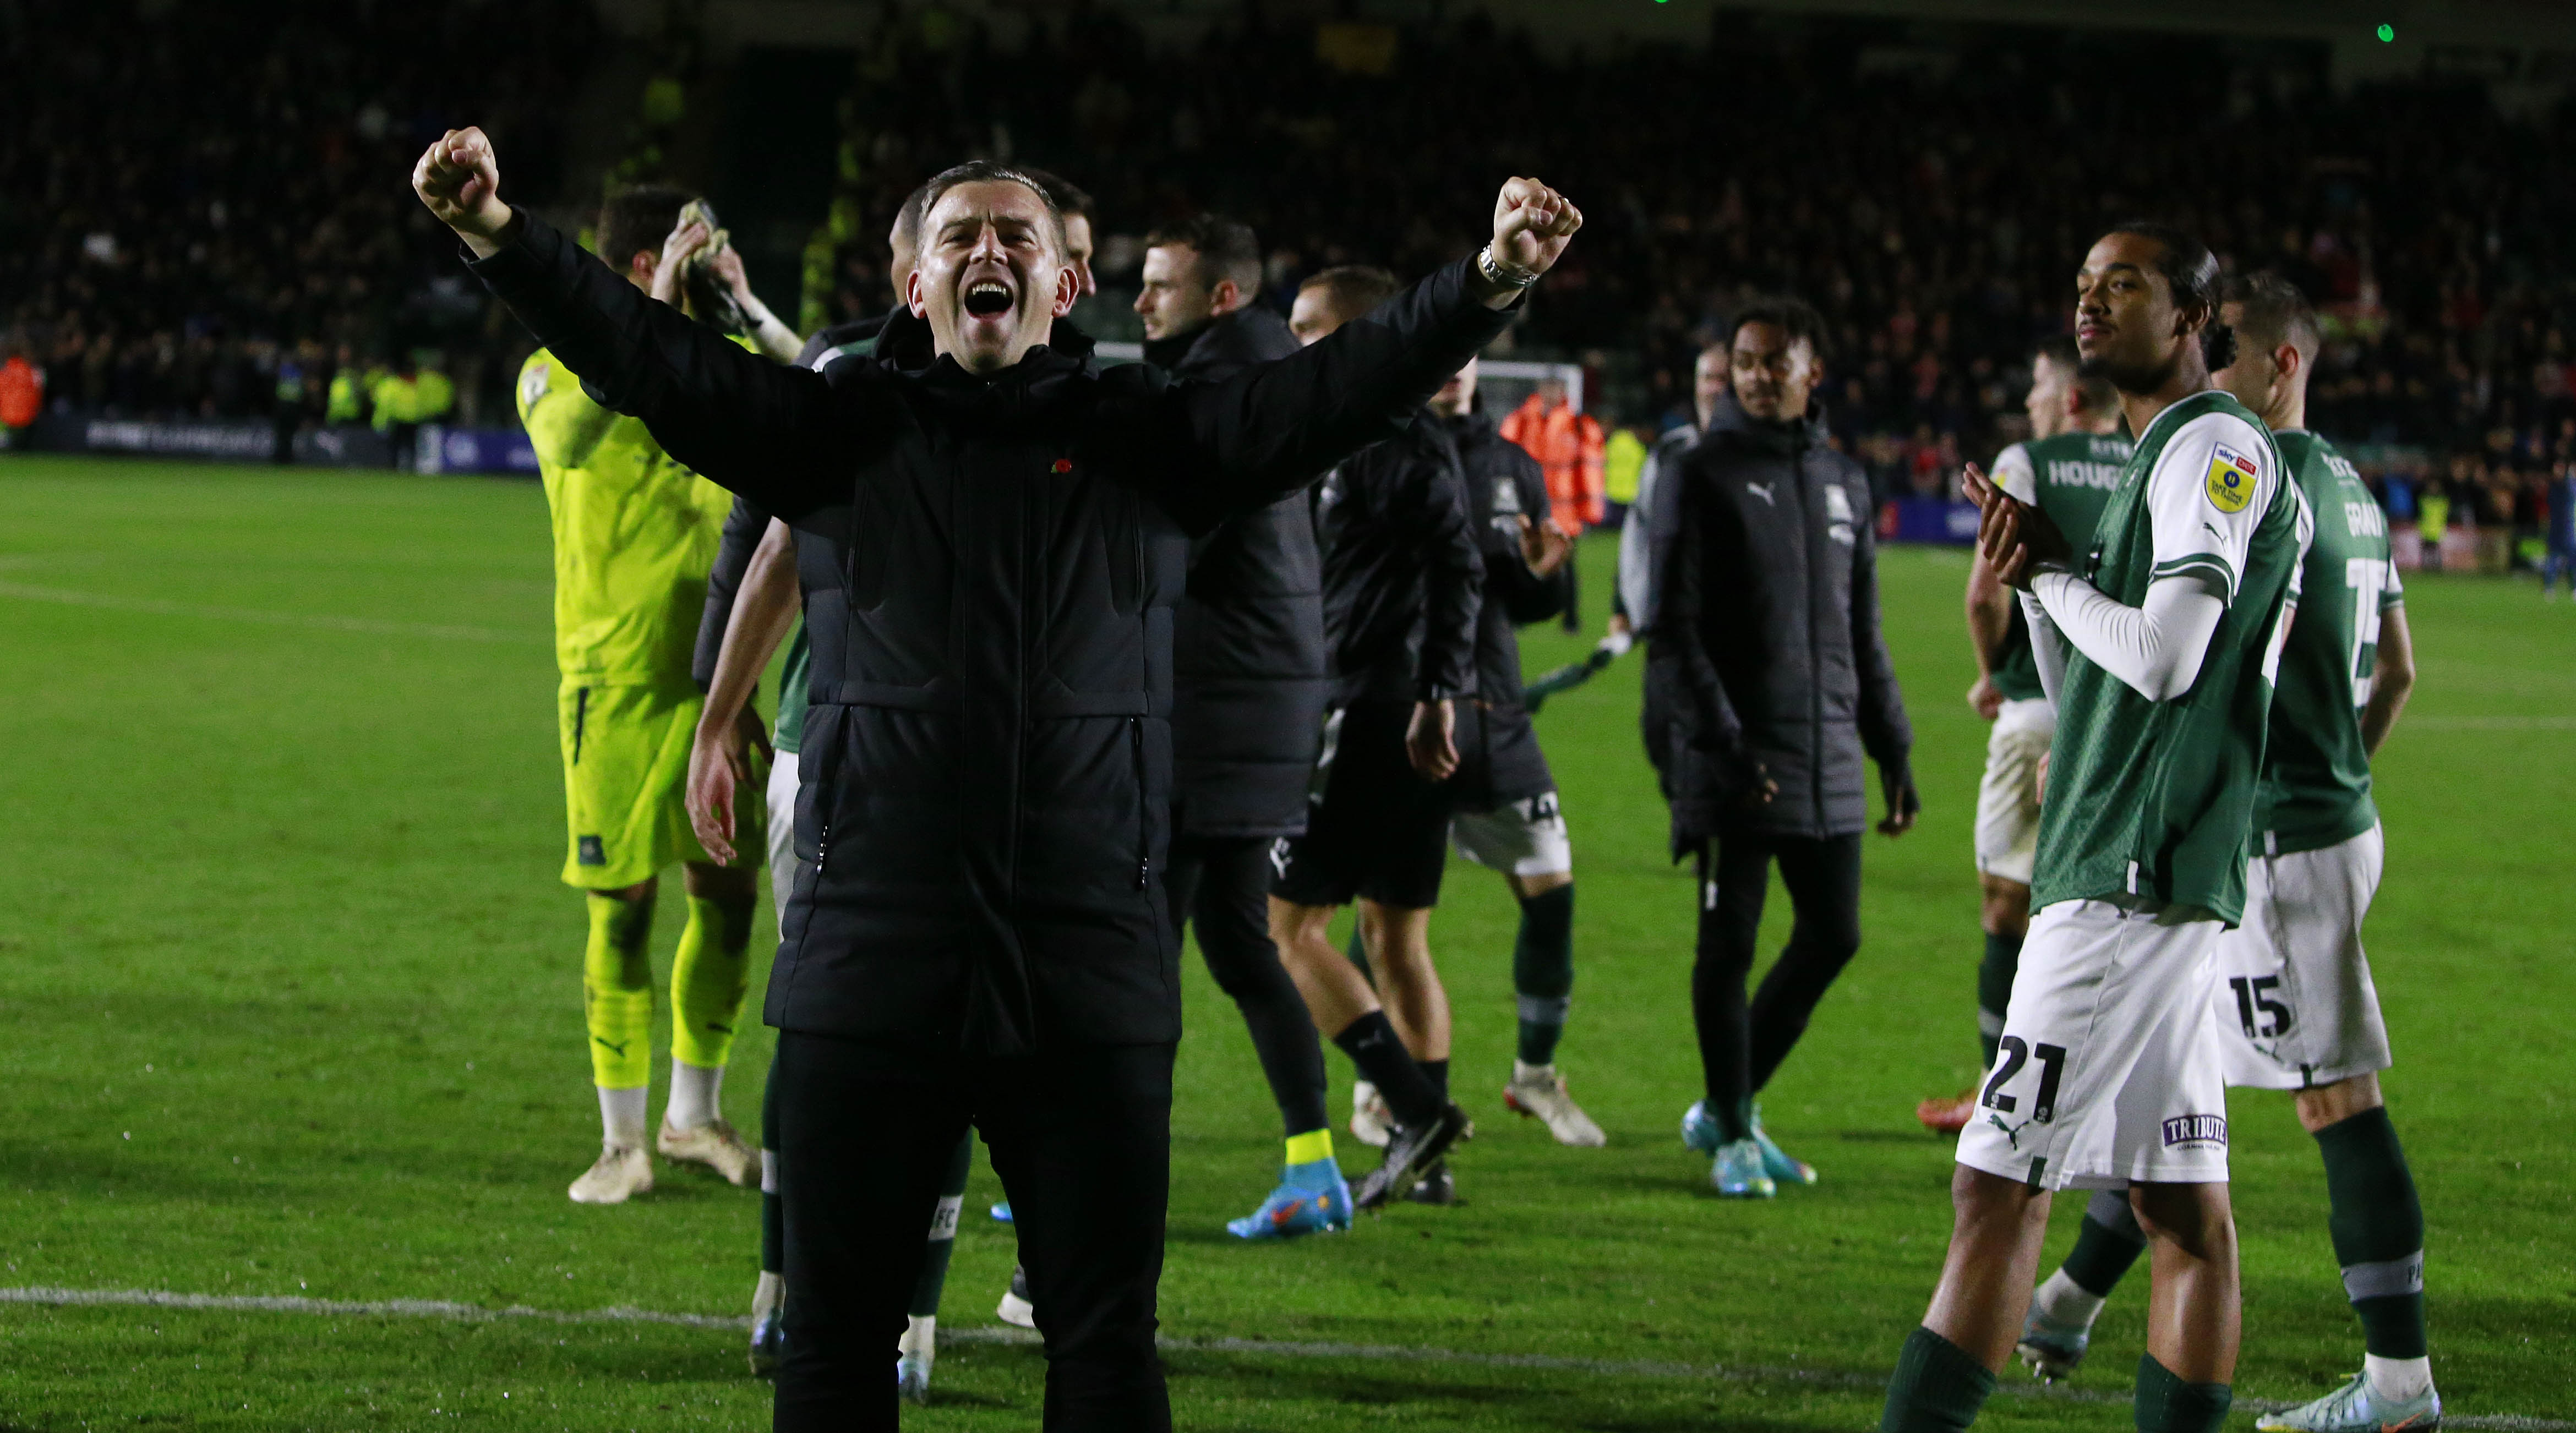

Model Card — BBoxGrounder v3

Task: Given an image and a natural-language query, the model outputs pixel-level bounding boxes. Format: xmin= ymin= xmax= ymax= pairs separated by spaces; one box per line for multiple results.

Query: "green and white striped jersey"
xmin=1990 ymin=429 xmax=2135 ymax=703
xmin=2031 ymin=389 xmax=2312 ymax=925
xmin=2253 ymin=430 xmax=2401 ymax=855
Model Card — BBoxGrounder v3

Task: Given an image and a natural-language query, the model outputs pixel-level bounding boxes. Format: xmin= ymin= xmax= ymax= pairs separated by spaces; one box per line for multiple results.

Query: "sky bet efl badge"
xmin=2206 ymin=443 xmax=2258 ymax=513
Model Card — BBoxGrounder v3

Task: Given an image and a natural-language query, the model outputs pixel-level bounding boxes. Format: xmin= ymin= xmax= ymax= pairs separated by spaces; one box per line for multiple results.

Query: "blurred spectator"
xmin=0 ymin=348 xmax=41 ymax=426
xmin=0 ymin=1 xmax=597 ymax=429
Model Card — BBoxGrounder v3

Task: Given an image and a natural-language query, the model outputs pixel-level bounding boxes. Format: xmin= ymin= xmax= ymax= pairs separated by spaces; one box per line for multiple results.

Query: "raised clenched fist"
xmin=1491 ymin=177 xmax=1583 ymax=280
xmin=412 ymin=127 xmax=517 ymax=258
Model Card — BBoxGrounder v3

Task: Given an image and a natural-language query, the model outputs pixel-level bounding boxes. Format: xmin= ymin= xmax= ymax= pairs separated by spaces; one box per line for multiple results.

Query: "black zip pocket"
xmin=1128 ymin=717 xmax=1149 ymax=891
xmin=571 ymin=687 xmax=590 ymax=764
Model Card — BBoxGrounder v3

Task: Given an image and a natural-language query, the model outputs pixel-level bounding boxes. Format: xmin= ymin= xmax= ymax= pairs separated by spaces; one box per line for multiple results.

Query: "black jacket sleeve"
xmin=691 ymin=495 xmax=776 ymax=691
xmin=1128 ymin=259 xmax=1517 ymax=533
xmin=1414 ymin=465 xmax=1485 ymax=701
xmin=1485 ymin=453 xmax=1570 ymax=626
xmin=465 ymin=210 xmax=845 ymax=520
xmin=1847 ymin=502 xmax=1914 ymax=770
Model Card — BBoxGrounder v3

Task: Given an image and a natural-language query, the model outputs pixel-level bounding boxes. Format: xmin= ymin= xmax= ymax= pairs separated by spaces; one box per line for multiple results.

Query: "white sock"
xmin=900 ymin=1313 xmax=937 ymax=1369
xmin=1513 ymin=1059 xmax=1557 ymax=1081
xmin=2365 ymin=1353 xmax=2432 ymax=1402
xmin=665 ymin=1058 xmax=724 ymax=1131
xmin=2031 ymin=1268 xmax=2108 ymax=1328
xmin=751 ymin=1270 xmax=784 ymax=1320
xmin=597 ymin=1085 xmax=648 ymax=1148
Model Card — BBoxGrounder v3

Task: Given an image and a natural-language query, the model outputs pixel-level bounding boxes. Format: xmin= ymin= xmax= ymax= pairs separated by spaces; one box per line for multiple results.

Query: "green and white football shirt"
xmin=2029 ymin=389 xmax=2312 ymax=926
xmin=2253 ymin=430 xmax=2400 ymax=856
xmin=1990 ymin=430 xmax=2135 ymax=703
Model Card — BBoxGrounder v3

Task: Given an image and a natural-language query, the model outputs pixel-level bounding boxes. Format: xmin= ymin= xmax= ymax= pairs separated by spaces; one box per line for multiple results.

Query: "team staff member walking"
xmin=1132 ymin=214 xmax=1347 ymax=1238
xmin=1269 ymin=266 xmax=1485 ymax=1213
xmin=1432 ymin=358 xmax=1605 ymax=1151
xmin=417 ymin=126 xmax=1578 ymax=1432
xmin=1658 ymin=297 xmax=1918 ymax=1199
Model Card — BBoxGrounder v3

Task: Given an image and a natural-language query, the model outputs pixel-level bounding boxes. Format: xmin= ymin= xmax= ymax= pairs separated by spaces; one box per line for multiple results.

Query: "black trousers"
xmin=773 ymin=1031 xmax=1175 ymax=1433
xmin=1165 ymin=830 xmax=1330 ymax=1137
xmin=1690 ymin=829 xmax=1863 ymax=1131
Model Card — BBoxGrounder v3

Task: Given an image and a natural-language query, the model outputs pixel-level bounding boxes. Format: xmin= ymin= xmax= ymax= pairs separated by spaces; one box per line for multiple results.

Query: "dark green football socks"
xmin=1878 ymin=1326 xmax=1995 ymax=1433
xmin=2317 ymin=1106 xmax=2428 ymax=1358
xmin=1975 ymin=931 xmax=2021 ymax=1069
xmin=909 ymin=1134 xmax=972 ymax=1319
xmin=1511 ymin=884 xmax=1575 ymax=1065
xmin=2132 ymin=1353 xmax=2230 ymax=1433
xmin=2065 ymin=1189 xmax=2150 ymax=1296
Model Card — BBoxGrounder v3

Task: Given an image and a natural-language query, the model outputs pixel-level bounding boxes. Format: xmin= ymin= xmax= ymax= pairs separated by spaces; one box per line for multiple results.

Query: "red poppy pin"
xmin=1051 ymin=457 xmax=1073 ymax=473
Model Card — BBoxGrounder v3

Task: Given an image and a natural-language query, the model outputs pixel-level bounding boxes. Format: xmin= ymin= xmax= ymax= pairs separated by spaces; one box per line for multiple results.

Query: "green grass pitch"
xmin=0 ymin=455 xmax=2568 ymax=1430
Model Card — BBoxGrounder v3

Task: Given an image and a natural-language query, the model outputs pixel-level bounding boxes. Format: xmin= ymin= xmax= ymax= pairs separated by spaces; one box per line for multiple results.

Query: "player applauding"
xmin=1880 ymin=225 xmax=2311 ymax=1433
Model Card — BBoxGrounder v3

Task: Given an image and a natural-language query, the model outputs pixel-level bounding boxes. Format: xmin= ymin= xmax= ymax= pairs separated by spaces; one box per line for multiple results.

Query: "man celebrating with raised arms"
xmin=414 ymin=125 xmax=1577 ymax=1432
xmin=1879 ymin=225 xmax=2309 ymax=1433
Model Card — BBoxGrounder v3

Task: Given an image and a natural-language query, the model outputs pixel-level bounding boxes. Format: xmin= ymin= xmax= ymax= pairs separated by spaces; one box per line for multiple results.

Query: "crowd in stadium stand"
xmin=0 ymin=0 xmax=597 ymax=436
xmin=4 ymin=4 xmax=2572 ymax=544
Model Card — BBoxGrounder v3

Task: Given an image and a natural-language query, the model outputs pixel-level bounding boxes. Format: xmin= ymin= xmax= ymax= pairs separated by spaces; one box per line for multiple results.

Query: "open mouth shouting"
xmin=964 ymin=278 xmax=1016 ymax=318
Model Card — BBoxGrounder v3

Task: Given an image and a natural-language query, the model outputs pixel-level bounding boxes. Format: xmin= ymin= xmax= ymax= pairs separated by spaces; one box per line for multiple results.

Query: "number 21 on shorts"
xmin=1981 ymin=1036 xmax=2069 ymax=1122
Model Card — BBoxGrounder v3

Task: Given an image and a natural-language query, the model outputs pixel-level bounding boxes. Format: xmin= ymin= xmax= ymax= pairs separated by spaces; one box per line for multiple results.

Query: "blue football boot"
xmin=1680 ymin=1098 xmax=1728 ymax=1155
xmin=990 ymin=1199 xmax=1013 ymax=1223
xmin=1226 ymin=1157 xmax=1353 ymax=1240
xmin=1749 ymin=1103 xmax=1818 ymax=1186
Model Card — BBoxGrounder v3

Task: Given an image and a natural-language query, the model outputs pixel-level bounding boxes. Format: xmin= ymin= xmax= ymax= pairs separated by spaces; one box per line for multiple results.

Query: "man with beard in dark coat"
xmin=417 ymin=124 xmax=1579 ymax=1433
xmin=1658 ymin=297 xmax=1919 ymax=1202
xmin=1429 ymin=358 xmax=1607 ymax=1155
xmin=1133 ymin=214 xmax=1349 ymax=1237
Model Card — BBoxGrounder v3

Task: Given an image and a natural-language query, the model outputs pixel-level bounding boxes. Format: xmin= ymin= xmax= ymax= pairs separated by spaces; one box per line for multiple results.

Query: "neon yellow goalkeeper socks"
xmin=582 ymin=891 xmax=656 ymax=1091
xmin=670 ymin=894 xmax=755 ymax=1072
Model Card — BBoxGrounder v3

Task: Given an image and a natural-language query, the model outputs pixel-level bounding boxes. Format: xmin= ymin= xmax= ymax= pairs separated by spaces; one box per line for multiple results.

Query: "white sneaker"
xmin=658 ymin=1119 xmax=759 ymax=1186
xmin=1503 ymin=1062 xmax=1607 ymax=1146
xmin=996 ymin=1264 xmax=1036 ymax=1328
xmin=1349 ymin=1080 xmax=1394 ymax=1148
xmin=568 ymin=1143 xmax=653 ymax=1204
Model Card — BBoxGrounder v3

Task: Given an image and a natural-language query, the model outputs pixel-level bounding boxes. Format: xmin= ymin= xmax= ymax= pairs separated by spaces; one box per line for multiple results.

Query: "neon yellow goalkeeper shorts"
xmin=556 ymin=681 xmax=762 ymax=890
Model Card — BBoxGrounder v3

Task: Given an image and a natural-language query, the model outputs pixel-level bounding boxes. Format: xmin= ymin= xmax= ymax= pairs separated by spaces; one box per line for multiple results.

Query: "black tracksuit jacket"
xmin=1655 ymin=397 xmax=1912 ymax=848
xmin=1143 ymin=307 xmax=1328 ymax=839
xmin=467 ymin=211 xmax=1511 ymax=1056
xmin=1447 ymin=408 xmax=1565 ymax=806
xmin=1313 ymin=411 xmax=1482 ymax=707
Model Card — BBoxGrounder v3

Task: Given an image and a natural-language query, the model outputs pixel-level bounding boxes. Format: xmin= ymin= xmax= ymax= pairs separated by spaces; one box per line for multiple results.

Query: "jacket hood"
xmin=1705 ymin=391 xmax=1831 ymax=455
xmin=1144 ymin=304 xmax=1299 ymax=377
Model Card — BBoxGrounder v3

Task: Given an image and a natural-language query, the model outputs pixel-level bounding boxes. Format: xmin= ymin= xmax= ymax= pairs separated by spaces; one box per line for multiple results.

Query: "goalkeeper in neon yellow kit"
xmin=522 ymin=185 xmax=807 ymax=1205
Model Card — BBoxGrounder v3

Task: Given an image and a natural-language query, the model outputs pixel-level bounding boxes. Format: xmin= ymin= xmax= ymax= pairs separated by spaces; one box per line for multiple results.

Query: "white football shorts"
xmin=1973 ymin=698 xmax=2056 ymax=885
xmin=2214 ymin=823 xmax=2392 ymax=1090
xmin=1451 ymin=790 xmax=1573 ymax=879
xmin=1955 ymin=898 xmax=2231 ymax=1190
xmin=765 ymin=747 xmax=802 ymax=929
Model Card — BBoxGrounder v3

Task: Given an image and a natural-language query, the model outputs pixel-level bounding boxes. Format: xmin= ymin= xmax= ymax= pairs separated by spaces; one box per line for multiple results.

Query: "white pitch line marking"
xmin=1 ymin=1287 xmax=2562 ymax=1429
xmin=0 ymin=582 xmax=545 ymax=645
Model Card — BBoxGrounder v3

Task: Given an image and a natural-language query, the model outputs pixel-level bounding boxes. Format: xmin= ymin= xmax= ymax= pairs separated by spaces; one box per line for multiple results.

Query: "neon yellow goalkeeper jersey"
xmin=517 ymin=349 xmax=733 ymax=687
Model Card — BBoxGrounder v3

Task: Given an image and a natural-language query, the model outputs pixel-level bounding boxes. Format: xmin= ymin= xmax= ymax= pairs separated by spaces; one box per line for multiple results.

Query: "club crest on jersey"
xmin=2204 ymin=445 xmax=2257 ymax=513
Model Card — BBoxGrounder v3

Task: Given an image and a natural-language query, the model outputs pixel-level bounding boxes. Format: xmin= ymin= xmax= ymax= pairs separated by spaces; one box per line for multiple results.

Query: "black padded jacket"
xmin=467 ymin=210 xmax=1513 ymax=1055
xmin=1143 ymin=307 xmax=1328 ymax=839
xmin=1655 ymin=396 xmax=1912 ymax=849
xmin=1446 ymin=408 xmax=1564 ymax=806
xmin=1313 ymin=410 xmax=1483 ymax=708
